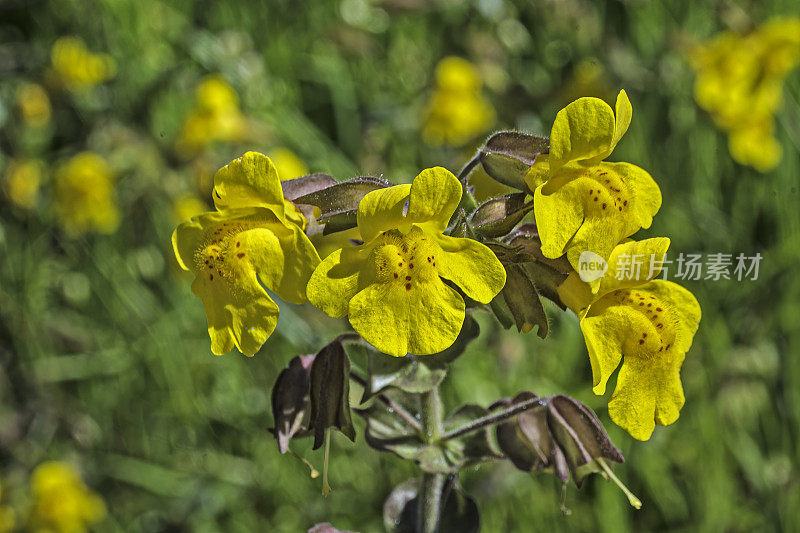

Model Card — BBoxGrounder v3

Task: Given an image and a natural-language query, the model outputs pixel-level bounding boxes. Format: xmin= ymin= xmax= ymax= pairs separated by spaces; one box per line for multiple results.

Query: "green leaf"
xmin=309 ymin=340 xmax=356 ymax=449
xmin=362 ymin=353 xmax=447 ymax=401
xmin=478 ymin=132 xmax=548 ymax=190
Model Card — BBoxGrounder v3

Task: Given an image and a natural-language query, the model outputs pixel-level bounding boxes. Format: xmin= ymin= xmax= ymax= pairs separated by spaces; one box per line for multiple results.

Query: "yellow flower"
xmin=307 ymin=167 xmax=506 ymax=356
xmin=176 ymin=75 xmax=247 ymax=156
xmin=29 ymin=461 xmax=106 ymax=533
xmin=172 ymin=193 xmax=208 ymax=224
xmin=3 ymin=159 xmax=43 ymax=209
xmin=422 ymin=57 xmax=495 ymax=146
xmin=526 ymin=90 xmax=661 ymax=292
xmin=172 ymin=152 xmax=320 ymax=356
xmin=269 ymin=147 xmax=309 ymax=180
xmin=54 ymin=152 xmax=119 ymax=236
xmin=49 ymin=37 xmax=116 ymax=91
xmin=688 ymin=17 xmax=800 ymax=171
xmin=0 ymin=479 xmax=14 ymax=533
xmin=558 ymin=239 xmax=701 ymax=440
xmin=16 ymin=83 xmax=51 ymax=127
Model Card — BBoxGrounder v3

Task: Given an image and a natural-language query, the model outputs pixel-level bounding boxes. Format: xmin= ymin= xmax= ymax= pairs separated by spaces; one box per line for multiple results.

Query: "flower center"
xmin=194 ymin=219 xmax=262 ymax=283
xmin=613 ymin=289 xmax=678 ymax=357
xmin=369 ymin=228 xmax=439 ymax=290
xmin=584 ymin=167 xmax=629 ymax=215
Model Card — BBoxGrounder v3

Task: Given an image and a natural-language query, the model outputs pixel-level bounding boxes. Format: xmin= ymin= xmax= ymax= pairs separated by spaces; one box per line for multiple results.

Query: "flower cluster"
xmin=15 ymin=83 xmax=51 ymax=127
xmin=422 ymin=57 xmax=495 ymax=146
xmin=176 ymin=75 xmax=248 ymax=156
xmin=526 ymin=91 xmax=701 ymax=439
xmin=688 ymin=17 xmax=800 ymax=171
xmin=48 ymin=36 xmax=116 ymax=91
xmin=174 ymin=91 xmax=700 ymax=444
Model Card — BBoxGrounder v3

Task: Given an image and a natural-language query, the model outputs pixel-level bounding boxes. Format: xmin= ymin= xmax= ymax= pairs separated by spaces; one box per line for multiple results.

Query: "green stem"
xmin=418 ymin=388 xmax=445 ymax=533
xmin=441 ymin=395 xmax=544 ymax=441
xmin=419 ymin=472 xmax=445 ymax=533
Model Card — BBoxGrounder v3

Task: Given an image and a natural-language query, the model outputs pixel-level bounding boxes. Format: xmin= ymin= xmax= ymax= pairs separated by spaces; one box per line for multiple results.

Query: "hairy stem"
xmin=348 ymin=372 xmax=423 ymax=433
xmin=441 ymin=395 xmax=545 ymax=441
xmin=419 ymin=388 xmax=445 ymax=533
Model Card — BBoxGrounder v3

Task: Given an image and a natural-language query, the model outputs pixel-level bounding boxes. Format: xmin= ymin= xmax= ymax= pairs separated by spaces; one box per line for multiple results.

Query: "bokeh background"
xmin=1 ymin=0 xmax=799 ymax=531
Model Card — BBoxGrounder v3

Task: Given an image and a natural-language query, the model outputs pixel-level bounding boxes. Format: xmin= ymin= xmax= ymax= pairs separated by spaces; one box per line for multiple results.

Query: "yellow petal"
xmin=349 ymin=277 xmax=465 ymax=356
xmin=191 ymin=269 xmax=279 ymax=356
xmin=549 ymin=90 xmax=632 ymax=172
xmin=307 ymin=245 xmax=372 ymax=318
xmin=357 ymin=184 xmax=412 ymax=242
xmin=579 ymin=280 xmax=700 ymax=439
xmin=549 ymin=95 xmax=614 ymax=171
xmin=607 ymin=352 xmax=685 ymax=440
xmin=534 ymin=161 xmax=661 ymax=284
xmin=173 ymin=207 xmax=321 ymax=354
xmin=436 ymin=234 xmax=506 ymax=303
xmin=406 ymin=167 xmax=462 ymax=234
xmin=596 ymin=237 xmax=671 ymax=297
xmin=212 ymin=152 xmax=286 ymax=216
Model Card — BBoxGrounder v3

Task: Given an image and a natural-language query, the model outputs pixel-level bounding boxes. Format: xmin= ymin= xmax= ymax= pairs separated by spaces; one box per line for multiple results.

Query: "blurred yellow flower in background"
xmin=689 ymin=17 xmax=800 ymax=171
xmin=49 ymin=37 xmax=116 ymax=91
xmin=16 ymin=83 xmax=51 ymax=127
xmin=54 ymin=152 xmax=119 ymax=236
xmin=0 ymin=479 xmax=15 ymax=533
xmin=176 ymin=75 xmax=247 ymax=156
xmin=269 ymin=147 xmax=309 ymax=180
xmin=28 ymin=462 xmax=106 ymax=533
xmin=3 ymin=159 xmax=43 ymax=209
xmin=172 ymin=192 xmax=208 ymax=225
xmin=422 ymin=57 xmax=495 ymax=146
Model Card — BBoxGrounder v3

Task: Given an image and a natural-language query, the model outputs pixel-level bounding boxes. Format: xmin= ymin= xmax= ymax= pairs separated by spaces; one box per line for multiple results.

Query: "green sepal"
xmin=309 ymin=339 xmax=356 ymax=449
xmin=501 ymin=264 xmax=549 ymax=338
xmin=270 ymin=354 xmax=314 ymax=453
xmin=469 ymin=193 xmax=532 ymax=239
xmin=478 ymin=132 xmax=548 ymax=191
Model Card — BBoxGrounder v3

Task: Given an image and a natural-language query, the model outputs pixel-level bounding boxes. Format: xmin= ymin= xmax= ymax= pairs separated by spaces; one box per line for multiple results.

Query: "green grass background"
xmin=1 ymin=0 xmax=799 ymax=530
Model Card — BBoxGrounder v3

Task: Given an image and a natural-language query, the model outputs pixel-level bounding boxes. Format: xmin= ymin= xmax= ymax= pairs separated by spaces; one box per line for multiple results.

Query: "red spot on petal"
xmin=237 ymin=253 xmax=245 ymax=259
xmin=394 ymin=273 xmax=398 ymax=278
xmin=409 ymin=264 xmax=414 ymax=269
xmin=639 ymin=339 xmax=645 ymax=345
xmin=210 ymin=274 xmax=214 ymax=280
xmin=236 ymin=242 xmax=240 ymax=247
xmin=405 ymin=283 xmax=411 ymax=290
xmin=405 ymin=276 xmax=411 ymax=280
xmin=656 ymin=307 xmax=662 ymax=312
xmin=602 ymin=203 xmax=607 ymax=209
xmin=398 ymin=262 xmax=403 ymax=267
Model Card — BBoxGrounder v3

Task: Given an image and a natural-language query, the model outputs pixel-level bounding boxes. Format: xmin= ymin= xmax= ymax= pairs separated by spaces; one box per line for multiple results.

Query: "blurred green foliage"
xmin=1 ymin=0 xmax=799 ymax=531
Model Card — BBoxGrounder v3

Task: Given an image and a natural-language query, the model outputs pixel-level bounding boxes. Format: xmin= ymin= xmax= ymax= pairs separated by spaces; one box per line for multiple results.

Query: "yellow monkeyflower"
xmin=49 ymin=37 xmax=116 ymax=91
xmin=16 ymin=83 xmax=51 ymax=127
xmin=307 ymin=167 xmax=506 ymax=356
xmin=3 ymin=159 xmax=43 ymax=209
xmin=423 ymin=57 xmax=495 ymax=146
xmin=173 ymin=192 xmax=208 ymax=225
xmin=558 ymin=239 xmax=701 ymax=440
xmin=172 ymin=152 xmax=320 ymax=356
xmin=526 ymin=90 xmax=661 ymax=292
xmin=689 ymin=17 xmax=800 ymax=171
xmin=29 ymin=461 xmax=106 ymax=533
xmin=54 ymin=152 xmax=119 ymax=236
xmin=269 ymin=147 xmax=309 ymax=181
xmin=176 ymin=75 xmax=247 ymax=156
xmin=0 ymin=479 xmax=15 ymax=533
